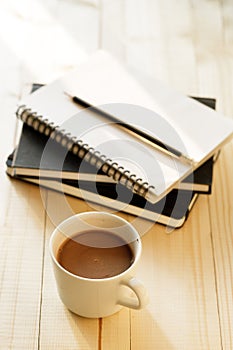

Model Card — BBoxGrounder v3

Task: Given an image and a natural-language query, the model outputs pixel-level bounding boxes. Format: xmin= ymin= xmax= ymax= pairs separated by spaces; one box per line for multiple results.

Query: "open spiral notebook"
xmin=16 ymin=51 xmax=233 ymax=203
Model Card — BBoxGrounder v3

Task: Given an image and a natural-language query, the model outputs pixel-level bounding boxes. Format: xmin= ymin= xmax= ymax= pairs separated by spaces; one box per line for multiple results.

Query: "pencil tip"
xmin=64 ymin=91 xmax=72 ymax=99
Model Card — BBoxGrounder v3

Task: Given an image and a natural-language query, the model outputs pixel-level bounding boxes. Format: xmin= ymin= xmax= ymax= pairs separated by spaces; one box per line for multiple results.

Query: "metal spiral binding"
xmin=16 ymin=105 xmax=156 ymax=199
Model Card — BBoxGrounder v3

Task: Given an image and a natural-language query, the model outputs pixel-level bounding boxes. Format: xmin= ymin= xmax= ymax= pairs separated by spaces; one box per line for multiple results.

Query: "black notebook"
xmin=15 ymin=52 xmax=233 ymax=203
xmin=7 ymin=160 xmax=198 ymax=228
xmin=6 ymin=84 xmax=215 ymax=227
xmin=7 ymin=124 xmax=214 ymax=194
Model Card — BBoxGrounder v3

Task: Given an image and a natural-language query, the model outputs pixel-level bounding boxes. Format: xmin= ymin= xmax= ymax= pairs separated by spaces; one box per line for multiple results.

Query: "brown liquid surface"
xmin=57 ymin=230 xmax=134 ymax=279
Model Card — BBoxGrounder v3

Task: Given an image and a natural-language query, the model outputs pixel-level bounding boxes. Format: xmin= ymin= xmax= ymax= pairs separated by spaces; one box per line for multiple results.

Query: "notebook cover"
xmin=11 ymin=83 xmax=215 ymax=193
xmin=9 ymin=123 xmax=213 ymax=194
xmin=17 ymin=52 xmax=233 ymax=203
xmin=7 ymin=164 xmax=198 ymax=229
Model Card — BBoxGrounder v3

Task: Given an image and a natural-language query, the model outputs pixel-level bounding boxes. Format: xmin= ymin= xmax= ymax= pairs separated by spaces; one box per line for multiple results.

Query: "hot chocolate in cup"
xmin=50 ymin=211 xmax=149 ymax=318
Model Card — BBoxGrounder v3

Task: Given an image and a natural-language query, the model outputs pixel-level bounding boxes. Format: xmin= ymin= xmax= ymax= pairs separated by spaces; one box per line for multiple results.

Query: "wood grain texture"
xmin=208 ymin=142 xmax=233 ymax=350
xmin=0 ymin=181 xmax=46 ymax=349
xmin=39 ymin=195 xmax=99 ymax=350
xmin=0 ymin=0 xmax=233 ymax=349
xmin=130 ymin=197 xmax=222 ymax=350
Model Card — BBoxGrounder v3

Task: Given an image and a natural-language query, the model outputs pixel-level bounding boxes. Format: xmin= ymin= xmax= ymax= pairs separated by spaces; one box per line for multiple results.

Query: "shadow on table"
xmin=130 ymin=309 xmax=175 ymax=350
xmin=67 ymin=306 xmax=175 ymax=350
xmin=65 ymin=307 xmax=99 ymax=349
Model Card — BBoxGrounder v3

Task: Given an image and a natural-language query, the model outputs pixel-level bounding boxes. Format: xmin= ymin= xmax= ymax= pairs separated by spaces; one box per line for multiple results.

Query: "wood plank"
xmin=39 ymin=192 xmax=99 ymax=349
xmin=54 ymin=0 xmax=99 ymax=53
xmin=217 ymin=0 xmax=233 ymax=117
xmin=130 ymin=196 xmax=222 ymax=349
xmin=125 ymin=0 xmax=197 ymax=94
xmin=100 ymin=0 xmax=126 ymax=61
xmin=190 ymin=0 xmax=228 ymax=107
xmin=214 ymin=3 xmax=233 ymax=346
xmin=98 ymin=2 xmax=133 ymax=348
xmin=208 ymin=142 xmax=233 ymax=350
xmin=0 ymin=53 xmax=22 ymax=165
xmin=0 ymin=14 xmax=47 ymax=346
xmin=36 ymin=0 xmax=101 ymax=346
xmin=0 ymin=0 xmax=89 ymax=83
xmin=0 ymin=69 xmax=22 ymax=229
xmin=101 ymin=309 xmax=130 ymax=350
xmin=0 ymin=180 xmax=46 ymax=349
xmin=123 ymin=0 xmax=225 ymax=348
xmin=191 ymin=1 xmax=233 ymax=348
xmin=0 ymin=0 xmax=100 ymax=348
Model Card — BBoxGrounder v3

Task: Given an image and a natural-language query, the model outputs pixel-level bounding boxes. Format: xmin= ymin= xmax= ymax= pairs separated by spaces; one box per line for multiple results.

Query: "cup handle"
xmin=117 ymin=277 xmax=149 ymax=310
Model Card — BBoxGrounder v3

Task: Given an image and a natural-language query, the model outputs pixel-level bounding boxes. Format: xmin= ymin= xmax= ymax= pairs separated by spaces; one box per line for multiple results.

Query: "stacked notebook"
xmin=6 ymin=51 xmax=233 ymax=228
xmin=6 ymin=119 xmax=214 ymax=228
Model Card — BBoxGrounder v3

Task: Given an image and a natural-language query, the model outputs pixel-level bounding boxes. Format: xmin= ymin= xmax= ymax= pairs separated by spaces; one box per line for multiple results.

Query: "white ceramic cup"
xmin=49 ymin=211 xmax=149 ymax=318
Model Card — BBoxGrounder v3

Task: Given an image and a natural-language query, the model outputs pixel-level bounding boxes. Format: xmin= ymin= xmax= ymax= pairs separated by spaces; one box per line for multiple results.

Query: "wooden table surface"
xmin=0 ymin=1 xmax=233 ymax=349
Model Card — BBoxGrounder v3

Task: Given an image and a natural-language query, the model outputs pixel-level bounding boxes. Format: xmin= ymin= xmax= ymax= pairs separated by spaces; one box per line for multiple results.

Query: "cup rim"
xmin=49 ymin=211 xmax=141 ymax=282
